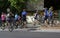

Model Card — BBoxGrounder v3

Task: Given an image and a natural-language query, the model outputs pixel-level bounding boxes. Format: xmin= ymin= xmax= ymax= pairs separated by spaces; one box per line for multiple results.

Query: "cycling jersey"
xmin=22 ymin=11 xmax=27 ymax=21
xmin=1 ymin=14 xmax=6 ymax=21
xmin=15 ymin=14 xmax=18 ymax=20
xmin=44 ymin=8 xmax=49 ymax=16
xmin=22 ymin=11 xmax=27 ymax=16
xmin=49 ymin=11 xmax=53 ymax=17
xmin=6 ymin=13 xmax=10 ymax=20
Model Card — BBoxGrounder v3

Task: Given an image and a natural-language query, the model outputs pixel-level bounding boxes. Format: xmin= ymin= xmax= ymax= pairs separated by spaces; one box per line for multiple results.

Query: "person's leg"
xmin=50 ymin=16 xmax=53 ymax=26
xmin=4 ymin=20 xmax=6 ymax=28
xmin=33 ymin=19 xmax=36 ymax=26
xmin=1 ymin=20 xmax=4 ymax=27
xmin=15 ymin=20 xmax=19 ymax=29
xmin=48 ymin=16 xmax=53 ymax=27
xmin=23 ymin=17 xmax=27 ymax=28
xmin=1 ymin=19 xmax=3 ymax=26
xmin=1 ymin=20 xmax=5 ymax=30
xmin=44 ymin=16 xmax=48 ymax=27
xmin=23 ymin=21 xmax=27 ymax=28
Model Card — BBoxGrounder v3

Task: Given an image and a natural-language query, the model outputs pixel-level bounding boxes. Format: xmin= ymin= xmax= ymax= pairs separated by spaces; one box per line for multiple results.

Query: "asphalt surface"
xmin=0 ymin=23 xmax=60 ymax=38
xmin=0 ymin=31 xmax=60 ymax=38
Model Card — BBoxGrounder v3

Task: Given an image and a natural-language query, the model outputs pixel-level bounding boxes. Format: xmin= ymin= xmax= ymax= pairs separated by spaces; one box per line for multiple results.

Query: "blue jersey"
xmin=22 ymin=11 xmax=27 ymax=16
xmin=15 ymin=14 xmax=18 ymax=20
xmin=44 ymin=8 xmax=49 ymax=16
xmin=49 ymin=11 xmax=53 ymax=16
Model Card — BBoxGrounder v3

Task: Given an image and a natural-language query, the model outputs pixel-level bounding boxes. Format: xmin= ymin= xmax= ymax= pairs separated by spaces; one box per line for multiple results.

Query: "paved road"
xmin=0 ymin=31 xmax=60 ymax=38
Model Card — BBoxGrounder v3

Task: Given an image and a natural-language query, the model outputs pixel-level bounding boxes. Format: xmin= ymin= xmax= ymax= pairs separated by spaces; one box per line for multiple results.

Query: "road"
xmin=0 ymin=23 xmax=60 ymax=38
xmin=0 ymin=31 xmax=60 ymax=38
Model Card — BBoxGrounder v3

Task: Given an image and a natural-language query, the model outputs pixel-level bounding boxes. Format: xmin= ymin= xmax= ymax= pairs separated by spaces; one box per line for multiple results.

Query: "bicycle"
xmin=7 ymin=18 xmax=14 ymax=32
xmin=1 ymin=20 xmax=6 ymax=30
xmin=8 ymin=22 xmax=14 ymax=32
xmin=21 ymin=18 xmax=27 ymax=28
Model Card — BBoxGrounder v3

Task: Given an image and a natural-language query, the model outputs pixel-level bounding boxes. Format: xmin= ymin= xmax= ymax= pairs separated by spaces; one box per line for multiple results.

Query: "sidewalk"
xmin=29 ymin=26 xmax=60 ymax=32
xmin=0 ymin=27 xmax=60 ymax=32
xmin=30 ymin=29 xmax=60 ymax=32
xmin=0 ymin=24 xmax=60 ymax=32
xmin=26 ymin=24 xmax=60 ymax=32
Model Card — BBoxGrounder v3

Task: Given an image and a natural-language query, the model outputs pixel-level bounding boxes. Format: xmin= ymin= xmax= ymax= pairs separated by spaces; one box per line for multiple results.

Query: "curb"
xmin=0 ymin=29 xmax=60 ymax=33
xmin=29 ymin=29 xmax=60 ymax=33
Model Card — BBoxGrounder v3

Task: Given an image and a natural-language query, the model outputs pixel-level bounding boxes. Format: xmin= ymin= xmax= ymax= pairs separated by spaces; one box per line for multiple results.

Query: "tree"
xmin=8 ymin=0 xmax=27 ymax=13
xmin=0 ymin=0 xmax=10 ymax=12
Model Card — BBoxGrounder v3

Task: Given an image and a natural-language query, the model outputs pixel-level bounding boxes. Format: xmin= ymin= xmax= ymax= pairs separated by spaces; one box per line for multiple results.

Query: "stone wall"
xmin=27 ymin=0 xmax=44 ymax=11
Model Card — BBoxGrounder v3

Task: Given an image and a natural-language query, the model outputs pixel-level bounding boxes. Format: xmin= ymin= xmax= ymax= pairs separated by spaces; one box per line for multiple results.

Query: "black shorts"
xmin=7 ymin=20 xmax=11 ymax=23
xmin=50 ymin=16 xmax=53 ymax=19
xmin=2 ymin=20 xmax=6 ymax=23
xmin=7 ymin=18 xmax=12 ymax=23
xmin=15 ymin=19 xmax=19 ymax=22
xmin=34 ymin=17 xmax=37 ymax=20
xmin=22 ymin=15 xmax=26 ymax=22
xmin=44 ymin=15 xmax=48 ymax=20
xmin=22 ymin=17 xmax=26 ymax=22
xmin=22 ymin=18 xmax=26 ymax=22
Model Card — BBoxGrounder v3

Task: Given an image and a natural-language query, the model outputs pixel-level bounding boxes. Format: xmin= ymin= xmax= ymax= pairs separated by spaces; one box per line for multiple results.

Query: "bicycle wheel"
xmin=1 ymin=23 xmax=5 ymax=30
xmin=8 ymin=22 xmax=14 ymax=32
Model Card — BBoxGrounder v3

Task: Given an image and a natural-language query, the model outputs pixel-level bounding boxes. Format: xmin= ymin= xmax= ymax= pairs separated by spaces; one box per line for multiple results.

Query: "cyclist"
xmin=1 ymin=12 xmax=6 ymax=30
xmin=14 ymin=13 xmax=19 ymax=29
xmin=6 ymin=12 xmax=14 ymax=32
xmin=44 ymin=7 xmax=49 ymax=24
xmin=33 ymin=10 xmax=40 ymax=25
xmin=48 ymin=6 xmax=53 ymax=26
xmin=21 ymin=9 xmax=27 ymax=28
xmin=6 ymin=12 xmax=13 ymax=25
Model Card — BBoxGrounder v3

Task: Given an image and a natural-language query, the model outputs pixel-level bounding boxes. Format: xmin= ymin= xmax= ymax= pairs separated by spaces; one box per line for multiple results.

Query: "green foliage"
xmin=8 ymin=0 xmax=27 ymax=13
xmin=0 ymin=0 xmax=8 ymax=9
